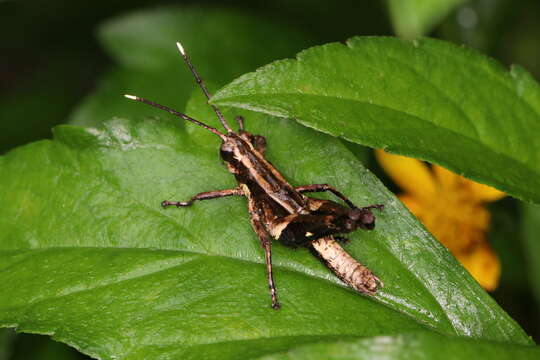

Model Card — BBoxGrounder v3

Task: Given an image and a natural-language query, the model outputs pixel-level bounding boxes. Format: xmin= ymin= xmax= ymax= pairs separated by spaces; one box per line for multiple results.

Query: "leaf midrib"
xmin=43 ymin=140 xmax=445 ymax=321
xmin=0 ymin=246 xmax=442 ymax=333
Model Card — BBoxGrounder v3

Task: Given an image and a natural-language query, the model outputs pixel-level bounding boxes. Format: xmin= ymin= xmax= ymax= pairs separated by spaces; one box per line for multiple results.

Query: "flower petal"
xmin=375 ymin=150 xmax=437 ymax=200
xmin=456 ymin=243 xmax=501 ymax=291
xmin=466 ymin=182 xmax=506 ymax=202
xmin=433 ymin=165 xmax=460 ymax=191
xmin=398 ymin=194 xmax=426 ymax=218
xmin=433 ymin=164 xmax=505 ymax=202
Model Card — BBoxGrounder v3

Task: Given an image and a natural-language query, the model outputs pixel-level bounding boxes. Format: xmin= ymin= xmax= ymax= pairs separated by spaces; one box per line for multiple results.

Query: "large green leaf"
xmin=256 ymin=331 xmax=540 ymax=360
xmin=69 ymin=6 xmax=313 ymax=127
xmin=386 ymin=0 xmax=468 ymax=39
xmin=0 ymin=87 xmax=531 ymax=359
xmin=212 ymin=36 xmax=540 ymax=204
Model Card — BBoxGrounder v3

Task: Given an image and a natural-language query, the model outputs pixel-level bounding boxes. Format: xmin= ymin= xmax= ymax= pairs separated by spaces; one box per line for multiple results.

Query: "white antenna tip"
xmin=176 ymin=42 xmax=185 ymax=56
xmin=124 ymin=94 xmax=137 ymax=100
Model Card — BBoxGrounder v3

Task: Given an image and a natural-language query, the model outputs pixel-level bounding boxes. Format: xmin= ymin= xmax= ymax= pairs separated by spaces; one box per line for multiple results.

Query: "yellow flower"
xmin=375 ymin=150 xmax=506 ymax=291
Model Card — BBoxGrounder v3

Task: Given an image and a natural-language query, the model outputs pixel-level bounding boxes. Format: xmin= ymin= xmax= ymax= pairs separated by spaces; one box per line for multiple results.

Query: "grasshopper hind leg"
xmin=246 ymin=195 xmax=280 ymax=309
xmin=262 ymin=234 xmax=280 ymax=310
xmin=250 ymin=216 xmax=280 ymax=309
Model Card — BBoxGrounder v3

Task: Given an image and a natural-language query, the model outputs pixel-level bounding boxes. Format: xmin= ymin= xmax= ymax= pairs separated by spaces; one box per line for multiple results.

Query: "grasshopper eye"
xmin=220 ymin=141 xmax=235 ymax=153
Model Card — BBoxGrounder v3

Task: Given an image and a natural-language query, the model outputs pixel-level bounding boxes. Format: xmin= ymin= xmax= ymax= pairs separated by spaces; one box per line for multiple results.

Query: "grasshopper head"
xmin=342 ymin=204 xmax=384 ymax=232
xmin=344 ymin=208 xmax=376 ymax=231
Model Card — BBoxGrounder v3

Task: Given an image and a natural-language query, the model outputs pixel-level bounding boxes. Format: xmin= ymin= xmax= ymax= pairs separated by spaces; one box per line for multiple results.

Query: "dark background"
xmin=1 ymin=0 xmax=539 ymax=358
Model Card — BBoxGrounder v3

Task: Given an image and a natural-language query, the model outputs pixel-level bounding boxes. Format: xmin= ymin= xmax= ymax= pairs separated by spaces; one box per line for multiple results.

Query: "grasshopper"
xmin=125 ymin=42 xmax=384 ymax=309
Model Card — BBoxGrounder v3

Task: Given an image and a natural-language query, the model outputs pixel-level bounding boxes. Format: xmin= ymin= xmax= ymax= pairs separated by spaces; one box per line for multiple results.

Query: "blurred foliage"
xmin=1 ymin=0 xmax=540 ymax=358
xmin=7 ymin=331 xmax=85 ymax=360
xmin=69 ymin=7 xmax=315 ymax=127
xmin=386 ymin=0 xmax=468 ymax=39
xmin=0 ymin=329 xmax=13 ymax=360
xmin=522 ymin=204 xmax=540 ymax=311
xmin=0 ymin=329 xmax=87 ymax=360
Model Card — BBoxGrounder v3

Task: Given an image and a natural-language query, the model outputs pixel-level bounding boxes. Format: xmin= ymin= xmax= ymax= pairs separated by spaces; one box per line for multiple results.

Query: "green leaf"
xmin=69 ymin=6 xmax=313 ymax=127
xmin=255 ymin=331 xmax=540 ymax=360
xmin=212 ymin=37 xmax=540 ymax=204
xmin=0 ymin=87 xmax=531 ymax=358
xmin=1 ymin=248 xmax=425 ymax=360
xmin=386 ymin=0 xmax=468 ymax=39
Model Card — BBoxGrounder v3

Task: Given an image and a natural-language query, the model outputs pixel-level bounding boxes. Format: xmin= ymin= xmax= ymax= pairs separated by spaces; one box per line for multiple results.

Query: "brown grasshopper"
xmin=125 ymin=42 xmax=384 ymax=309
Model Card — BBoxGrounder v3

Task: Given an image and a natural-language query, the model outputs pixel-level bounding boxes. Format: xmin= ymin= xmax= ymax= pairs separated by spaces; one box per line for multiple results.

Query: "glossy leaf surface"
xmin=0 ymin=88 xmax=530 ymax=359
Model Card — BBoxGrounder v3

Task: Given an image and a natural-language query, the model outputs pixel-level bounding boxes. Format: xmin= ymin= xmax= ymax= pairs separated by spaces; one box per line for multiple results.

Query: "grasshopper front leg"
xmin=161 ymin=187 xmax=243 ymax=208
xmin=162 ymin=183 xmax=280 ymax=309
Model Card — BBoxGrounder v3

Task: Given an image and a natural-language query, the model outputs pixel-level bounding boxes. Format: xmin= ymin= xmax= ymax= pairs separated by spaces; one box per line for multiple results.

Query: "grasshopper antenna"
xmin=176 ymin=42 xmax=234 ymax=133
xmin=124 ymin=94 xmax=227 ymax=140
